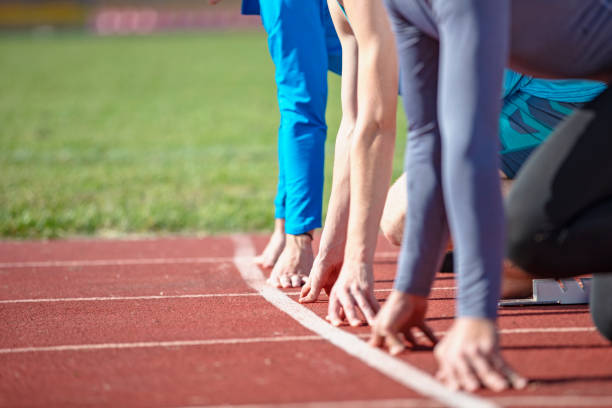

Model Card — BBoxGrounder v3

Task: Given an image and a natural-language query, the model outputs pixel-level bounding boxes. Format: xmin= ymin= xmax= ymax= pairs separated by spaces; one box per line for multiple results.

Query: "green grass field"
xmin=0 ymin=31 xmax=407 ymax=239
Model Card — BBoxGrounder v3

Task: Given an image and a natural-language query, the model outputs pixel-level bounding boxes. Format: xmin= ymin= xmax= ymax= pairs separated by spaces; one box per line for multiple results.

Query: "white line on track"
xmin=0 ymin=335 xmax=324 ymax=354
xmin=176 ymin=395 xmax=612 ymax=408
xmin=182 ymin=399 xmax=444 ymax=408
xmin=231 ymin=235 xmax=496 ymax=408
xmin=498 ymin=327 xmax=596 ymax=334
xmin=0 ymin=293 xmax=260 ymax=304
xmin=0 ymin=253 xmax=400 ymax=269
xmin=494 ymin=396 xmax=612 ymax=407
xmin=0 ymin=327 xmax=596 ymax=354
xmin=0 ymin=257 xmax=236 ymax=269
xmin=0 ymin=287 xmax=456 ymax=304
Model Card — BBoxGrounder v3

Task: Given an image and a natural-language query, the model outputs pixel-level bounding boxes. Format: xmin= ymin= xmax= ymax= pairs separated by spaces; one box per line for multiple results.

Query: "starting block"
xmin=499 ymin=278 xmax=592 ymax=306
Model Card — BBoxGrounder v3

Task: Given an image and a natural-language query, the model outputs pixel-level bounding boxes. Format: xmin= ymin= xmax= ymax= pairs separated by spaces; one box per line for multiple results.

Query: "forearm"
xmin=343 ymin=36 xmax=398 ymax=265
xmin=318 ymin=118 xmax=354 ymax=259
xmin=344 ymin=124 xmax=395 ymax=264
xmin=437 ymin=0 xmax=508 ymax=319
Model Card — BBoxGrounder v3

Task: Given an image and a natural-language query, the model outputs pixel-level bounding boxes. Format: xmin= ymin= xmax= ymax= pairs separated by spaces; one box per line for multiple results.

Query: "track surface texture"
xmin=1 ymin=234 xmax=611 ymax=408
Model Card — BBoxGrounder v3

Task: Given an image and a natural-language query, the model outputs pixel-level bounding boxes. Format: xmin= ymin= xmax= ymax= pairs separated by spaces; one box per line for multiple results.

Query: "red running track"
xmin=0 ymin=234 xmax=611 ymax=408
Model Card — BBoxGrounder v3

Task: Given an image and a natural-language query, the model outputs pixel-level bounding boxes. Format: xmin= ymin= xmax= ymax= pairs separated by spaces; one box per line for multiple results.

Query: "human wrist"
xmin=287 ymin=231 xmax=313 ymax=248
xmin=296 ymin=231 xmax=313 ymax=240
xmin=343 ymin=242 xmax=372 ymax=265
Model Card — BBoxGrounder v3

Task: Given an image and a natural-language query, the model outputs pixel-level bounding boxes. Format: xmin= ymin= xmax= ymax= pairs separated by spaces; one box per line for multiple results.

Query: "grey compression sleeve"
xmin=384 ymin=0 xmax=507 ymax=319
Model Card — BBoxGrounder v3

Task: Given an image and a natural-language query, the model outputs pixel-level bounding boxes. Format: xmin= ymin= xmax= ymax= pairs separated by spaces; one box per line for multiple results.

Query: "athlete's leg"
xmin=591 ymin=274 xmax=612 ymax=342
xmin=381 ymin=91 xmax=581 ymax=248
xmin=497 ymin=92 xmax=583 ymax=297
xmin=499 ymin=93 xmax=580 ymax=178
xmin=506 ymin=89 xmax=612 ymax=342
xmin=506 ymin=88 xmax=612 ymax=275
xmin=380 ymin=172 xmax=407 ymax=247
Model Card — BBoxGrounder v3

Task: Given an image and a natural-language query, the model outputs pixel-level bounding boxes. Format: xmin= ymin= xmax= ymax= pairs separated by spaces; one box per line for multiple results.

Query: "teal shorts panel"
xmin=499 ymin=92 xmax=579 ymax=178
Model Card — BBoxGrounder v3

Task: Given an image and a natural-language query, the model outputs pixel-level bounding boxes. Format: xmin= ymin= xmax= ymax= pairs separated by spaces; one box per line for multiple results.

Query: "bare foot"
xmin=501 ymin=259 xmax=533 ymax=299
xmin=267 ymin=232 xmax=314 ymax=288
xmin=254 ymin=219 xmax=285 ymax=269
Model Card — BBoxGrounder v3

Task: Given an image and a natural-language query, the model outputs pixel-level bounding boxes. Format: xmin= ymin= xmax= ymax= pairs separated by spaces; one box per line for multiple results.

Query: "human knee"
xmin=592 ymin=310 xmax=612 ymax=342
xmin=380 ymin=174 xmax=407 ymax=247
xmin=505 ymin=188 xmax=541 ymax=273
xmin=381 ymin=214 xmax=403 ymax=247
xmin=590 ymin=274 xmax=612 ymax=342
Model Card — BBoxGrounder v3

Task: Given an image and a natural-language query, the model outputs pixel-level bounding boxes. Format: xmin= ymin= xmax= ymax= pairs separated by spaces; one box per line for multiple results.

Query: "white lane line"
xmin=498 ymin=327 xmax=596 ymax=335
xmin=0 ymin=257 xmax=236 ymax=269
xmin=0 ymin=287 xmax=456 ymax=304
xmin=176 ymin=395 xmax=612 ymax=408
xmin=0 ymin=293 xmax=260 ymax=304
xmin=231 ymin=235 xmax=496 ymax=408
xmin=0 ymin=335 xmax=323 ymax=354
xmin=494 ymin=396 xmax=612 ymax=407
xmin=0 ymin=252 xmax=398 ymax=270
xmin=182 ymin=399 xmax=443 ymax=408
xmin=406 ymin=327 xmax=597 ymax=338
xmin=286 ymin=287 xmax=456 ymax=296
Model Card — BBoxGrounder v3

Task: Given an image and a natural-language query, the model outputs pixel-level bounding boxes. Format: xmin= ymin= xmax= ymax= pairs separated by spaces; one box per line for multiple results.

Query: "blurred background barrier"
xmin=0 ymin=0 xmax=406 ymax=239
xmin=0 ymin=0 xmax=260 ymax=32
xmin=0 ymin=1 xmax=88 ymax=28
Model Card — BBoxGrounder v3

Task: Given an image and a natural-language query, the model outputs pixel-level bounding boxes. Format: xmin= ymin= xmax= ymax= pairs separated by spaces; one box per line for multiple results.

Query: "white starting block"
xmin=499 ymin=278 xmax=592 ymax=306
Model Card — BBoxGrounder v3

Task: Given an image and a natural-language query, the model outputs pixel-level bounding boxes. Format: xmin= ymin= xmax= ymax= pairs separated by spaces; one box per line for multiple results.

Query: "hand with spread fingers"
xmin=299 ymin=253 xmax=342 ymax=303
xmin=254 ymin=219 xmax=286 ymax=270
xmin=434 ymin=318 xmax=528 ymax=392
xmin=369 ymin=291 xmax=437 ymax=354
xmin=266 ymin=233 xmax=313 ymax=288
xmin=324 ymin=262 xmax=380 ymax=327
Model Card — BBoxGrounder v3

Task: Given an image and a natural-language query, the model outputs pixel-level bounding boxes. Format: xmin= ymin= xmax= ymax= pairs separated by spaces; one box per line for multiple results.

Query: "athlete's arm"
xmin=325 ymin=0 xmax=398 ymax=326
xmin=387 ymin=1 xmax=523 ymax=391
xmin=300 ymin=0 xmax=359 ymax=303
xmin=341 ymin=0 xmax=397 ymax=266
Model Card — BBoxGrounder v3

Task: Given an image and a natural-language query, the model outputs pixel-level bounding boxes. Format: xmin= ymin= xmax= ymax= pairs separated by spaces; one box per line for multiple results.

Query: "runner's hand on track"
xmin=299 ymin=250 xmax=344 ymax=303
xmin=434 ymin=318 xmax=528 ymax=392
xmin=325 ymin=262 xmax=379 ymax=327
xmin=266 ymin=234 xmax=313 ymax=288
xmin=369 ymin=291 xmax=437 ymax=354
